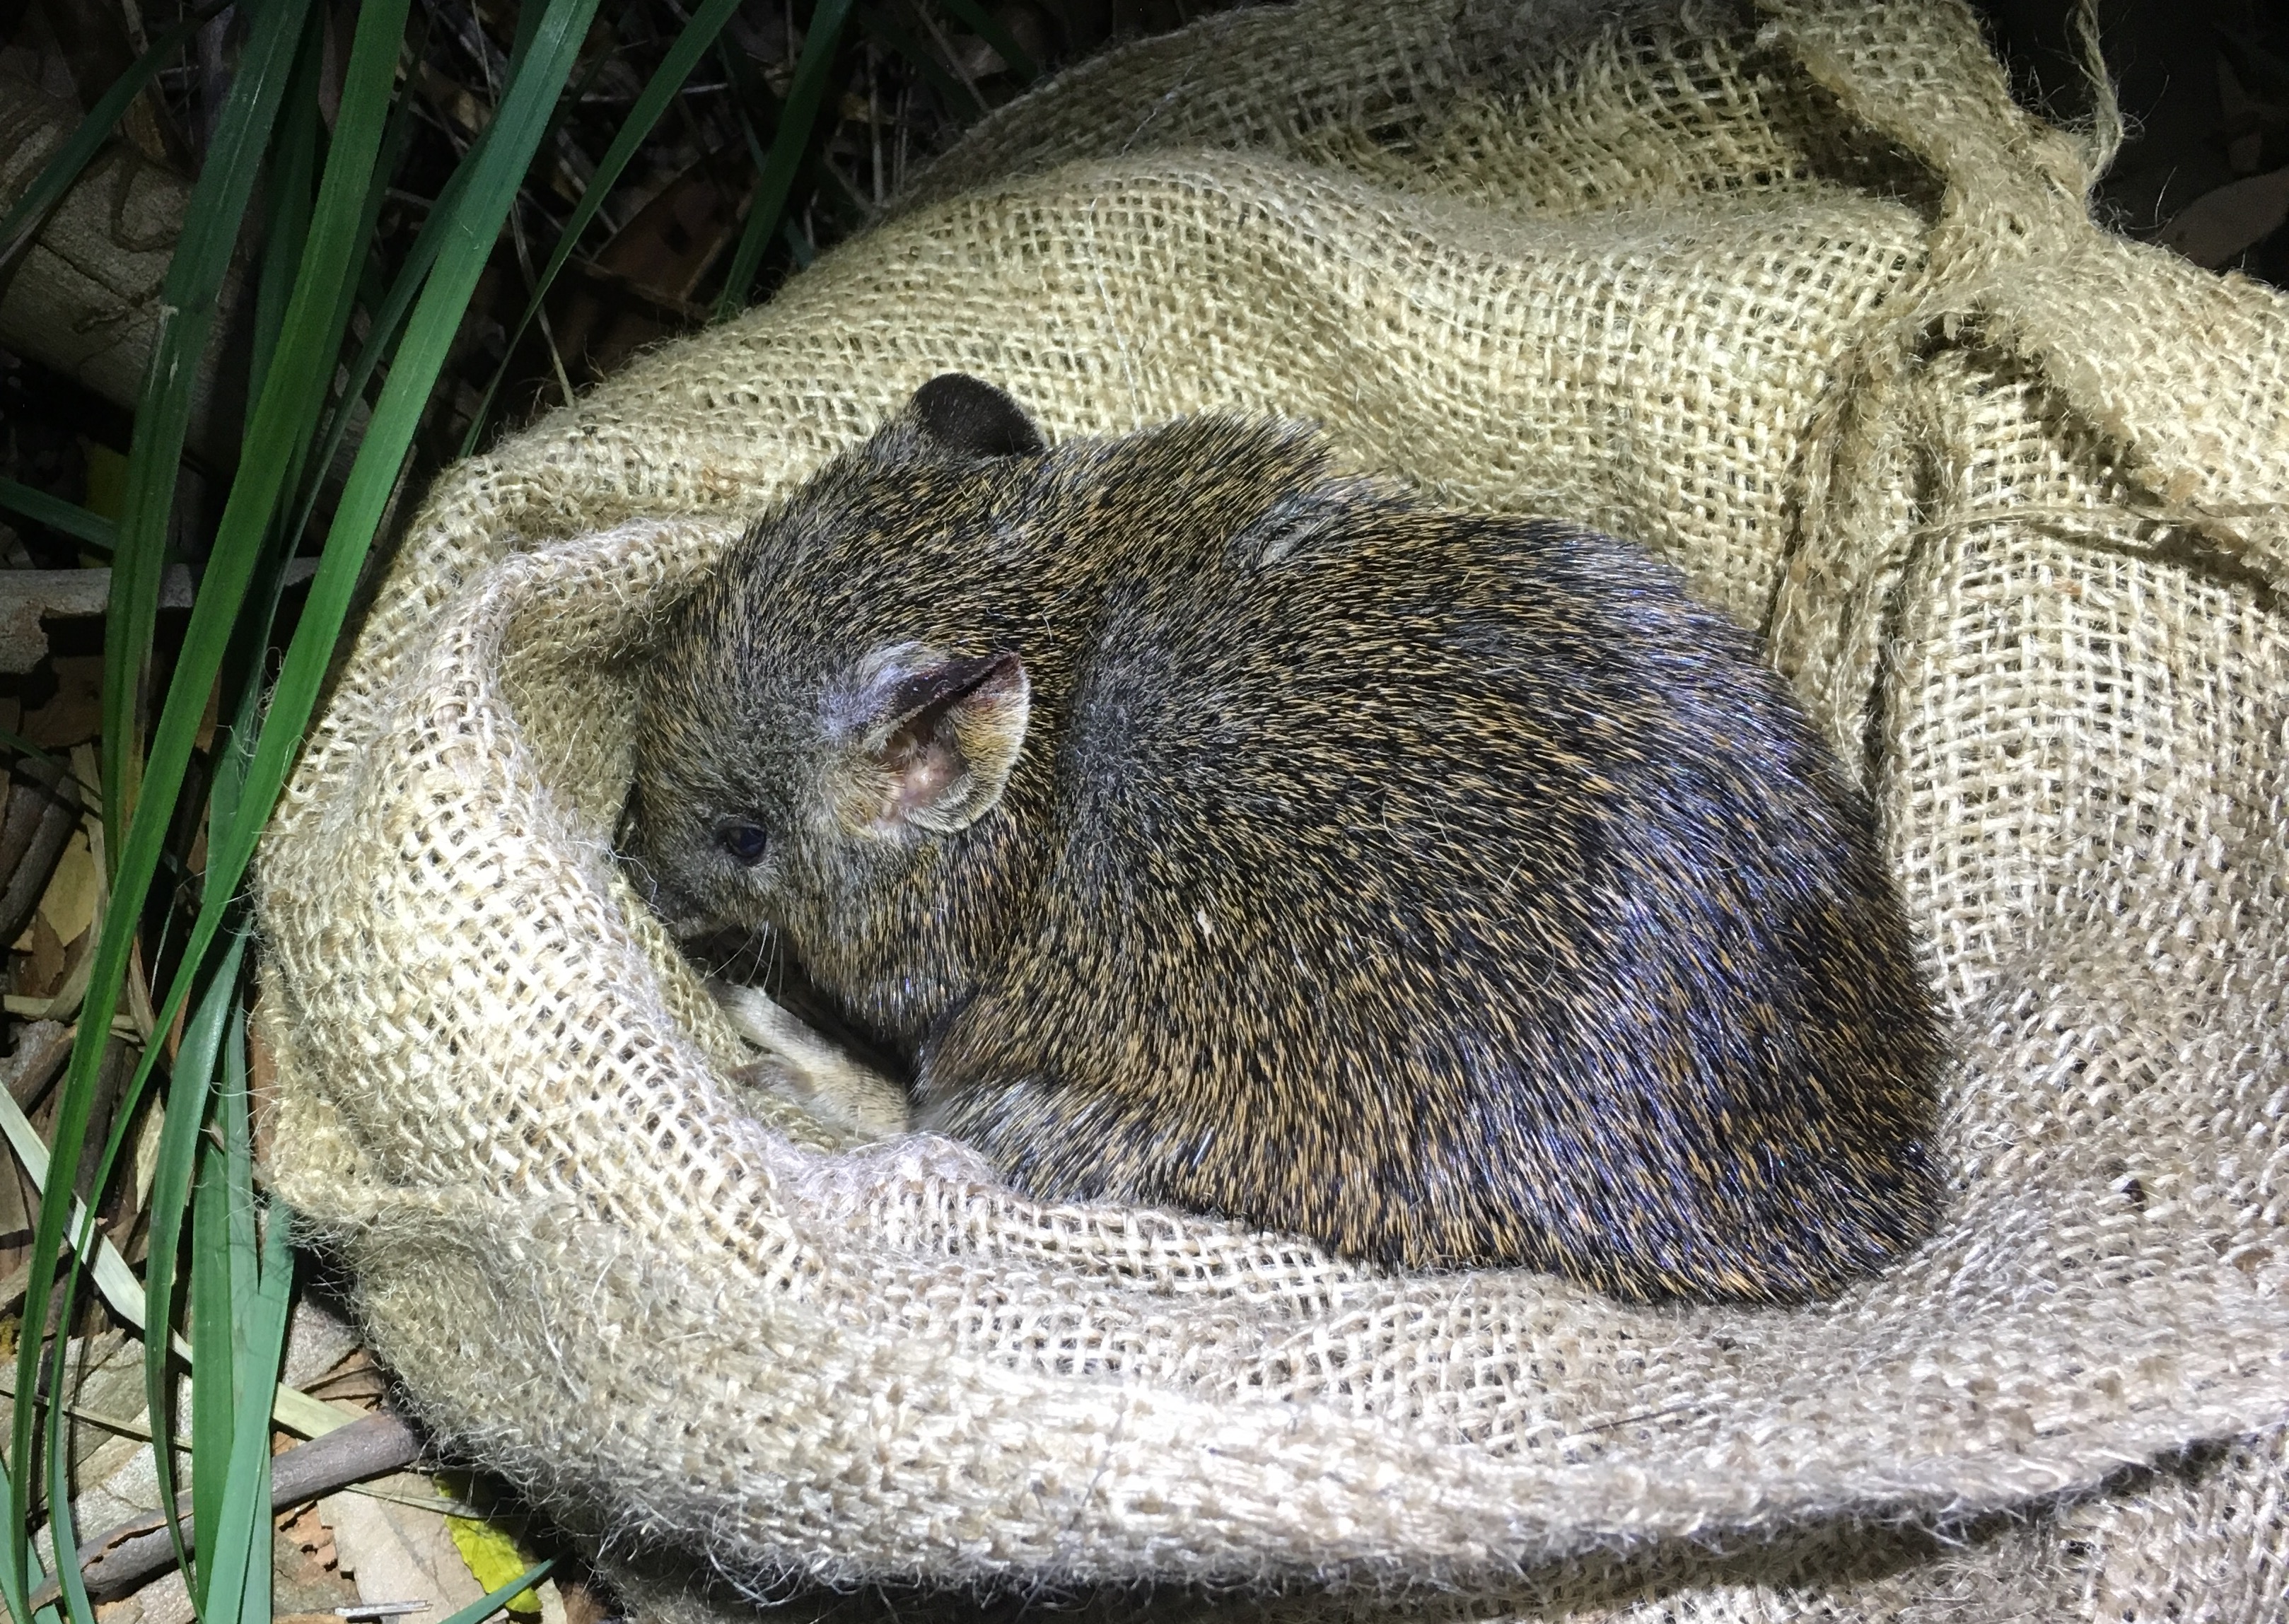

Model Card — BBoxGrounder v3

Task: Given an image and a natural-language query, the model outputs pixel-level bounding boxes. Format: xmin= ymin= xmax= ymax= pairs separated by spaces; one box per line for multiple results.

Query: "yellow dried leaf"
xmin=440 ymin=1481 xmax=542 ymax=1619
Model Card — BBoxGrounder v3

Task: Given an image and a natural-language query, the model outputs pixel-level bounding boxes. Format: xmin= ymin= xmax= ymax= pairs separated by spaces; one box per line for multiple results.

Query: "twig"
xmin=3 ymin=1022 xmax=74 ymax=1111
xmin=27 ymin=1409 xmax=423 ymax=1610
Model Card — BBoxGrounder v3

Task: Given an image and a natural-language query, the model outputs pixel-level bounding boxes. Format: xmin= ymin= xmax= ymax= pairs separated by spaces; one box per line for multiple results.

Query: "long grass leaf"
xmin=9 ymin=0 xmax=315 ymax=1597
xmin=931 ymin=0 xmax=1037 ymax=81
xmin=0 ymin=481 xmax=115 ymax=554
xmin=54 ymin=38 xmax=535 ymax=1537
xmin=189 ymin=994 xmax=262 ymax=1618
xmin=285 ymin=133 xmax=482 ymax=569
xmin=712 ymin=0 xmax=858 ymax=319
xmin=8 ymin=0 xmax=391 ymax=1555
xmin=13 ymin=19 xmax=320 ymax=1564
xmin=37 ymin=1331 xmax=91 ymax=1624
xmin=187 ymin=1147 xmax=231 ymax=1607
xmin=99 ymin=0 xmax=412 ymax=1099
xmin=22 ymin=0 xmax=420 ymax=1597
xmin=271 ymin=88 xmax=421 ymax=521
xmin=221 ymin=1007 xmax=259 ymax=1349
xmin=0 ymin=1062 xmax=199 ymax=1624
xmin=439 ymin=1561 xmax=558 ymax=1624
xmin=99 ymin=0 xmax=318 ymax=861
xmin=0 ymin=1090 xmax=165 ymax=1338
xmin=195 ymin=1039 xmax=292 ymax=1624
xmin=216 ymin=66 xmax=421 ymax=749
xmin=245 ymin=20 xmax=327 ymax=434
xmin=460 ymin=0 xmax=747 ymax=455
xmin=0 ymin=729 xmax=62 ymax=771
xmin=141 ymin=930 xmax=247 ymax=1607
xmin=8 ymin=0 xmax=388 ymax=1514
xmin=25 ymin=0 xmax=607 ymax=1591
xmin=0 ymin=3 xmax=225 ymax=267
xmin=85 ymin=18 xmax=612 ymax=1596
xmin=8 ymin=927 xmax=327 ymax=1624
xmin=215 ymin=160 xmax=421 ymax=844
xmin=197 ymin=0 xmax=608 ymax=906
xmin=78 ymin=105 xmax=614 ymax=1543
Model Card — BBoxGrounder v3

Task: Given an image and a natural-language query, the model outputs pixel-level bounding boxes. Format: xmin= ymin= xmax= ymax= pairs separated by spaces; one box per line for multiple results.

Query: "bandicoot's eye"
xmin=717 ymin=819 xmax=769 ymax=865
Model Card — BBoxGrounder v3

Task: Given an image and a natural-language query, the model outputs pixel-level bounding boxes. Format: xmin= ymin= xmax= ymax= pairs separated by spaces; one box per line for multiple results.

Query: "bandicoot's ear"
xmin=907 ymin=374 xmax=1044 ymax=459
xmin=858 ymin=650 xmax=1030 ymax=835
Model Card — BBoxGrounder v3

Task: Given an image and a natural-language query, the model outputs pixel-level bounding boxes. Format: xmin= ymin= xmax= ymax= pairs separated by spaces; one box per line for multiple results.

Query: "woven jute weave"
xmin=254 ymin=0 xmax=2289 ymax=1616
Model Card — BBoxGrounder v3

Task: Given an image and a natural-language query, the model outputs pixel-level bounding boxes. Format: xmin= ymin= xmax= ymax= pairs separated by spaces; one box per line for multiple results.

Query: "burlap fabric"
xmin=253 ymin=0 xmax=2289 ymax=1616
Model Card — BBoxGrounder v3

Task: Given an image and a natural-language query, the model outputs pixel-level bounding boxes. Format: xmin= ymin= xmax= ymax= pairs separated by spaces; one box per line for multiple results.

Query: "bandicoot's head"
xmin=624 ymin=375 xmax=1052 ymax=1043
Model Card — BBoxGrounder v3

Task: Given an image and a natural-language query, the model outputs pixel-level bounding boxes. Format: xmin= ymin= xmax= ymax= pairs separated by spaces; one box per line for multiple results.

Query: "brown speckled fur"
xmin=627 ymin=376 xmax=1943 ymax=1302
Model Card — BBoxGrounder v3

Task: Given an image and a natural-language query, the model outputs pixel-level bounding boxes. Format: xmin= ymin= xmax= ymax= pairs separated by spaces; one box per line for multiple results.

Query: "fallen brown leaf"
xmin=319 ymin=1473 xmax=487 ymax=1624
xmin=2157 ymin=165 xmax=2289 ymax=268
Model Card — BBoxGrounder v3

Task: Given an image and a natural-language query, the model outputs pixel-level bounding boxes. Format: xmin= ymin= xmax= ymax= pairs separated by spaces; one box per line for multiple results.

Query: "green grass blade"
xmin=38 ymin=1281 xmax=95 ymax=1624
xmin=439 ymin=1561 xmax=557 ymax=1624
xmin=206 ymin=0 xmax=607 ymax=894
xmin=280 ymin=89 xmax=421 ymax=501
xmin=286 ymin=129 xmax=483 ymax=561
xmin=714 ymin=38 xmax=826 ymax=266
xmin=0 ymin=1433 xmax=34 ymax=1618
xmin=931 ymin=0 xmax=1037 ymax=82
xmin=220 ymin=82 xmax=421 ymax=741
xmin=245 ymin=17 xmax=327 ymax=434
xmin=6 ymin=0 xmax=409 ymax=1588
xmin=141 ymin=930 xmax=249 ymax=1610
xmin=0 ymin=1086 xmax=185 ymax=1350
xmin=50 ymin=0 xmax=417 ymax=1592
xmin=98 ymin=0 xmax=318 ymax=861
xmin=14 ymin=0 xmax=412 ymax=1573
xmin=114 ymin=11 xmax=613 ymax=1328
xmin=102 ymin=26 xmax=621 ymax=1592
xmin=221 ymin=1017 xmax=259 ymax=1344
xmin=0 ymin=4 xmax=223 ymax=266
xmin=51 ymin=30 xmax=594 ymax=1544
xmin=460 ymin=0 xmax=747 ymax=455
xmin=506 ymin=0 xmax=551 ymax=76
xmin=8 ymin=19 xmax=282 ymax=1509
xmin=23 ymin=4 xmax=605 ymax=1594
xmin=0 ymin=729 xmax=63 ymax=771
xmin=134 ymin=0 xmax=412 ymax=913
xmin=0 ymin=481 xmax=115 ymax=554
xmin=214 ymin=74 xmax=422 ymax=843
xmin=854 ymin=6 xmax=982 ymax=122
xmin=225 ymin=1225 xmax=293 ymax=1624
xmin=187 ymin=1147 xmax=231 ymax=1606
xmin=711 ymin=0 xmax=858 ymax=320
xmin=0 ymin=1084 xmax=117 ymax=1621
xmin=0 ymin=991 xmax=221 ymax=1624
xmin=194 ymin=1039 xmax=291 ymax=1624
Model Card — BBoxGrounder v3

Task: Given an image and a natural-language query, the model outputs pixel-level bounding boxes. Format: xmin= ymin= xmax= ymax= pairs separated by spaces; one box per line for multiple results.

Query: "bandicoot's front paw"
xmin=711 ymin=981 xmax=911 ymax=1138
